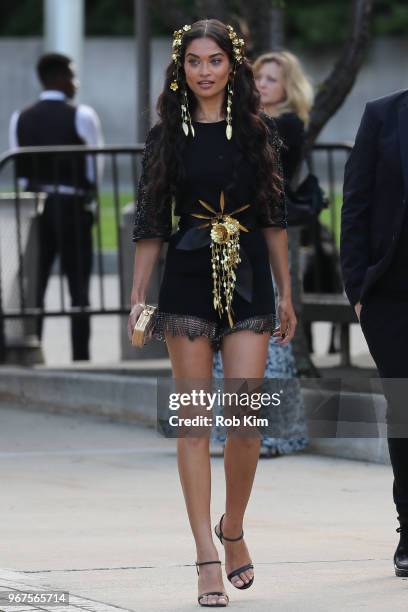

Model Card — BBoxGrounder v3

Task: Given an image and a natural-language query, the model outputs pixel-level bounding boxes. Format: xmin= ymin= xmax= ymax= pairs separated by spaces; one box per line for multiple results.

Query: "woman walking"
xmin=128 ymin=20 xmax=296 ymax=607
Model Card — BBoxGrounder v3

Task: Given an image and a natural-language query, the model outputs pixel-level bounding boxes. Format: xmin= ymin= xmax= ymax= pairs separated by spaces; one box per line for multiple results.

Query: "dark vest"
xmin=16 ymin=99 xmax=92 ymax=191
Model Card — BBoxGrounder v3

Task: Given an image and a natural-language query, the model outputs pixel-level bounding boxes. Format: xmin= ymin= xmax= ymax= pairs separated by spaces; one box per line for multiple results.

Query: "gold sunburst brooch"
xmin=190 ymin=191 xmax=250 ymax=327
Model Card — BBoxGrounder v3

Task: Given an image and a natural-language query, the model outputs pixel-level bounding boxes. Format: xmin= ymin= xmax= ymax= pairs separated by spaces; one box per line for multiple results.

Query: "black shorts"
xmin=152 ymin=227 xmax=277 ymax=352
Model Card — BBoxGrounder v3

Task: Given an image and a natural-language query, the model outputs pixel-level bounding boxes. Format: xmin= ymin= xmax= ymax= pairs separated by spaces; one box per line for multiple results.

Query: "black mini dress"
xmin=132 ymin=114 xmax=287 ymax=352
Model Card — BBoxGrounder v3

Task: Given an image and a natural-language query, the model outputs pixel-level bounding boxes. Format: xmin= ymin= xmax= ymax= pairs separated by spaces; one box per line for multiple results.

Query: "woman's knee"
xmin=165 ymin=334 xmax=215 ymax=379
xmin=178 ymin=435 xmax=211 ymax=450
xmin=225 ymin=432 xmax=261 ymax=448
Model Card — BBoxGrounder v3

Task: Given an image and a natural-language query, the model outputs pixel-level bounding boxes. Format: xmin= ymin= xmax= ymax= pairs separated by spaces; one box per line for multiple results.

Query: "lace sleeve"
xmin=257 ymin=114 xmax=287 ymax=229
xmin=132 ymin=124 xmax=173 ymax=242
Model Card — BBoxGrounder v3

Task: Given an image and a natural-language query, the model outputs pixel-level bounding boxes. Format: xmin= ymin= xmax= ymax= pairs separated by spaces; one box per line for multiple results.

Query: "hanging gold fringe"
xmin=191 ymin=191 xmax=250 ymax=328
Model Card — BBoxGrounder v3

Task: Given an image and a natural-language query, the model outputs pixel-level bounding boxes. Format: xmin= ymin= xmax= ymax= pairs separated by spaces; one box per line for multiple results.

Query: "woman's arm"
xmin=131 ymin=238 xmax=163 ymax=306
xmin=258 ymin=114 xmax=297 ymax=344
xmin=127 ymin=123 xmax=171 ymax=341
xmin=262 ymin=226 xmax=297 ymax=345
xmin=127 ymin=238 xmax=163 ymax=341
xmin=263 ymin=226 xmax=291 ymax=299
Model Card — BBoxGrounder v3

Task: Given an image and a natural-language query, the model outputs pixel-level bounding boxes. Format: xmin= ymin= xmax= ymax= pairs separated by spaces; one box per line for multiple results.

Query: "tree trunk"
xmin=307 ymin=0 xmax=374 ymax=146
xmin=233 ymin=0 xmax=284 ymax=57
xmin=269 ymin=5 xmax=285 ymax=51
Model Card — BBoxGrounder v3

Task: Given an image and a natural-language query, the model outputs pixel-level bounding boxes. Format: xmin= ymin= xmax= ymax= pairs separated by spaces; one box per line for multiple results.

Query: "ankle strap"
xmin=195 ymin=560 xmax=221 ymax=575
xmin=222 ymin=531 xmax=244 ymax=542
xmin=219 ymin=513 xmax=244 ymax=542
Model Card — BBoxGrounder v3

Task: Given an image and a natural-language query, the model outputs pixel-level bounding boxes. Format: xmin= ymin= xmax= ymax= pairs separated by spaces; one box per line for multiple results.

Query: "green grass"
xmin=319 ymin=193 xmax=342 ymax=246
xmin=94 ymin=192 xmax=132 ymax=250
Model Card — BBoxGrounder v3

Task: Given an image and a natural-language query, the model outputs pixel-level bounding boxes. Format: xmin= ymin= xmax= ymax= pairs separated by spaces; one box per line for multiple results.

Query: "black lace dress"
xmin=132 ymin=114 xmax=287 ymax=352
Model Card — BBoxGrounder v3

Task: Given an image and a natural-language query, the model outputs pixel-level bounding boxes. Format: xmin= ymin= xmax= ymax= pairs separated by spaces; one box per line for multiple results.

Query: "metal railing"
xmin=0 ymin=145 xmax=144 ymax=362
xmin=302 ymin=142 xmax=355 ymax=366
xmin=0 ymin=142 xmax=353 ymax=364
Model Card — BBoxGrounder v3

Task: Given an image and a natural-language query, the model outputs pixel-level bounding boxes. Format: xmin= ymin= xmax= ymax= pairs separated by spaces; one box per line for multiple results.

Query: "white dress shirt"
xmin=9 ymin=90 xmax=104 ymax=191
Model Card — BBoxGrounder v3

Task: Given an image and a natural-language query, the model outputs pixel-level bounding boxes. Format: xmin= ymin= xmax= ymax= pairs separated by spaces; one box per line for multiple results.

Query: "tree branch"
xmin=307 ymin=0 xmax=374 ymax=145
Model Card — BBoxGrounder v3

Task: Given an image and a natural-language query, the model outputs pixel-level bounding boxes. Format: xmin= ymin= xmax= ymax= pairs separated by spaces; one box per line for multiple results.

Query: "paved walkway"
xmin=0 ymin=403 xmax=406 ymax=611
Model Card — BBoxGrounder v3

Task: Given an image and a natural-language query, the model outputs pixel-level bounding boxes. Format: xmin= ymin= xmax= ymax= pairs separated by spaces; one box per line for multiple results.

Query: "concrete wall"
xmin=1 ymin=35 xmax=408 ymax=154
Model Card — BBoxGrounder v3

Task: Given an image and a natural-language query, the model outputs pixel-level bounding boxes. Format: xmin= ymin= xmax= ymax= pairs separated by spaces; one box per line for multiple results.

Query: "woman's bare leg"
xmin=165 ymin=334 xmax=227 ymax=606
xmin=217 ymin=331 xmax=270 ymax=587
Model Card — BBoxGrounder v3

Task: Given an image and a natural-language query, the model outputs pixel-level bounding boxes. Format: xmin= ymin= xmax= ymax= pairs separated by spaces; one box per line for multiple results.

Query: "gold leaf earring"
xmin=181 ymin=88 xmax=195 ymax=138
xmin=226 ymin=79 xmax=233 ymax=140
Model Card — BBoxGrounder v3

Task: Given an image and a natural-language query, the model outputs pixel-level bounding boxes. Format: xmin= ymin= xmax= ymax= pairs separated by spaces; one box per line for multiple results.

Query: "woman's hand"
xmin=272 ymin=297 xmax=297 ymax=346
xmin=127 ymin=302 xmax=146 ymax=343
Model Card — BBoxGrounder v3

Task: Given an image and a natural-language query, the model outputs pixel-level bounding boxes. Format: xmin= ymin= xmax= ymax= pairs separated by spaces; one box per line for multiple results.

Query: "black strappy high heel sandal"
xmin=196 ymin=560 xmax=229 ymax=607
xmin=214 ymin=514 xmax=254 ymax=590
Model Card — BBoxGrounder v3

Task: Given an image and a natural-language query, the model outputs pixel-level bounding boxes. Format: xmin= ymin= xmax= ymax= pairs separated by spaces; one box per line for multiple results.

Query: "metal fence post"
xmin=0 ymin=255 xmax=5 ymax=363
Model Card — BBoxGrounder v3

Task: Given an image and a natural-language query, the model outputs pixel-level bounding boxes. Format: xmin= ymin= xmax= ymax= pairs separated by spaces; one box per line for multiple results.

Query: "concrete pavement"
xmin=0 ymin=403 xmax=407 ymax=611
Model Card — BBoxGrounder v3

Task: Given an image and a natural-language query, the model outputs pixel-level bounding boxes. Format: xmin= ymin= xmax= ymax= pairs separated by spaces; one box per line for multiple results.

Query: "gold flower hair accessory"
xmin=170 ymin=24 xmax=191 ymax=91
xmin=170 ymin=25 xmax=196 ymax=137
xmin=169 ymin=23 xmax=245 ymax=91
xmin=226 ymin=25 xmax=245 ymax=65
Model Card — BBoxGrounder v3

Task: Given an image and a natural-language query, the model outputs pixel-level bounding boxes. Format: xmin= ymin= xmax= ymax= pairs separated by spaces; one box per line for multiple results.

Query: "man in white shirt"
xmin=9 ymin=52 xmax=104 ymax=361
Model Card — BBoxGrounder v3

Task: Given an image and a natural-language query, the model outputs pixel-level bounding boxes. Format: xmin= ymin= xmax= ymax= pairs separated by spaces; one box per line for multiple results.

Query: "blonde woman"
xmin=213 ymin=51 xmax=313 ymax=455
xmin=253 ymin=50 xmax=313 ymax=187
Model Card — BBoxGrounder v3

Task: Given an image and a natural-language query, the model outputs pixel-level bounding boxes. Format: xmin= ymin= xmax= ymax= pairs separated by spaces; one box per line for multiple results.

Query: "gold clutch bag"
xmin=131 ymin=304 xmax=157 ymax=348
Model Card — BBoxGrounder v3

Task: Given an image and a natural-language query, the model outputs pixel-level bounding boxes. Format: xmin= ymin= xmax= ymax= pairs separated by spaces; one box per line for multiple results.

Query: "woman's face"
xmin=183 ymin=37 xmax=232 ymax=100
xmin=254 ymin=61 xmax=286 ymax=108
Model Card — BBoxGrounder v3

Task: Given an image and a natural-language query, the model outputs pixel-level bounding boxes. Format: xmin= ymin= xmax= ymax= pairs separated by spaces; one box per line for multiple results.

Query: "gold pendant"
xmin=182 ymin=121 xmax=189 ymax=136
xmin=192 ymin=192 xmax=251 ymax=325
xmin=226 ymin=124 xmax=232 ymax=140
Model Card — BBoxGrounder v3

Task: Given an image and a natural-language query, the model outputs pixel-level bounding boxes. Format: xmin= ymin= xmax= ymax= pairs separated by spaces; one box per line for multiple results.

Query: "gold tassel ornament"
xmin=190 ymin=191 xmax=250 ymax=327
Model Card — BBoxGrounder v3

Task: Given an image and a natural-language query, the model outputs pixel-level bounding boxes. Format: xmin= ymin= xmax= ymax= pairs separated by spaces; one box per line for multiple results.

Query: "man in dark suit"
xmin=9 ymin=53 xmax=103 ymax=361
xmin=341 ymin=89 xmax=408 ymax=577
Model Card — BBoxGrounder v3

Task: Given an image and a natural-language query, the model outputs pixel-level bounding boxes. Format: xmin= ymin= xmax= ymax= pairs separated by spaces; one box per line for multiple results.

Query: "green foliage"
xmin=0 ymin=0 xmax=42 ymax=36
xmin=375 ymin=2 xmax=408 ymax=35
xmin=286 ymin=2 xmax=350 ymax=49
xmin=85 ymin=0 xmax=133 ymax=36
xmin=1 ymin=0 xmax=407 ymax=48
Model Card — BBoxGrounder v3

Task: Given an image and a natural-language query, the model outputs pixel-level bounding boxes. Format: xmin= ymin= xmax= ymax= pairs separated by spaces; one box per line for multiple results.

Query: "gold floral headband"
xmin=169 ymin=23 xmax=245 ymax=92
xmin=226 ymin=25 xmax=245 ymax=65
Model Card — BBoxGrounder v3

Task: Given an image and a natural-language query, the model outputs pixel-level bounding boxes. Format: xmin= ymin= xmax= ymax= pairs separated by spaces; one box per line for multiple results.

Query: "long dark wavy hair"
xmin=147 ymin=19 xmax=282 ymax=214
